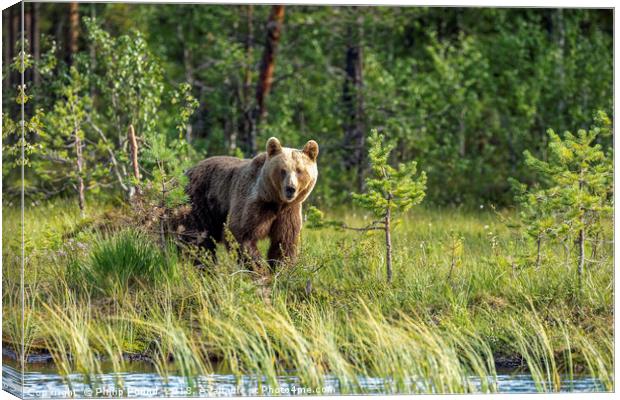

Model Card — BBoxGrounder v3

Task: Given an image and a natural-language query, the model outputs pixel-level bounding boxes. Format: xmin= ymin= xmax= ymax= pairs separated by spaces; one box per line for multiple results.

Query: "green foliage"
xmin=352 ymin=130 xmax=426 ymax=218
xmin=140 ymin=82 xmax=198 ymax=213
xmin=84 ymin=17 xmax=164 ymax=141
xmin=2 ymin=110 xmax=43 ymax=171
xmin=305 ymin=205 xmax=341 ymax=229
xmin=3 ymin=6 xmax=613 ymax=208
xmin=10 ymin=39 xmax=34 ymax=73
xmin=305 ymin=205 xmax=326 ymax=229
xmin=2 ymin=45 xmax=46 ymax=198
xmin=34 ymin=67 xmax=107 ymax=201
xmin=82 ymin=19 xmax=200 ymax=204
xmin=110 ymin=6 xmax=605 ymax=206
xmin=3 ymin=18 xmax=199 ymax=209
xmin=512 ymin=111 xmax=613 ymax=272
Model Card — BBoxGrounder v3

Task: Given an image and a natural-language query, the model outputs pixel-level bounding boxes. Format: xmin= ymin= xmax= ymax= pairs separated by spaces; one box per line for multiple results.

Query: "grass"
xmin=2 ymin=198 xmax=614 ymax=394
xmin=69 ymin=228 xmax=178 ymax=296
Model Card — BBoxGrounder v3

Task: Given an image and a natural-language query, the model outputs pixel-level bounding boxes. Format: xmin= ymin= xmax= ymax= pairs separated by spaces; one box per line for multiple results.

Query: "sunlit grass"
xmin=2 ymin=199 xmax=613 ymax=393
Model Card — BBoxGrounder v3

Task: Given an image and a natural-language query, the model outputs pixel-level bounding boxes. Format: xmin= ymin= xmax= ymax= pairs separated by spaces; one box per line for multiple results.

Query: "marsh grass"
xmin=2 ymin=200 xmax=614 ymax=393
xmin=68 ymin=228 xmax=179 ymax=296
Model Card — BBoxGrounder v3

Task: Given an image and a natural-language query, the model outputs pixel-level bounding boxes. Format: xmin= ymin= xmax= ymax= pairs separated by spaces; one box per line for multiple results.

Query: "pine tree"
xmin=515 ymin=111 xmax=613 ymax=286
xmin=352 ymin=129 xmax=427 ymax=282
xmin=138 ymin=82 xmax=198 ymax=251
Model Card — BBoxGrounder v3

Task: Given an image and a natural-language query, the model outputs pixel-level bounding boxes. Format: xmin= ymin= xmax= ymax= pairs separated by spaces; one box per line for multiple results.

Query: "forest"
xmin=1 ymin=2 xmax=615 ymax=396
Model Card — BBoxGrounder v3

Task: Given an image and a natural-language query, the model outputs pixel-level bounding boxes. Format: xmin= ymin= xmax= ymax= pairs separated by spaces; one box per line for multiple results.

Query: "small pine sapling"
xmin=351 ymin=130 xmax=427 ymax=282
xmin=515 ymin=111 xmax=613 ymax=286
xmin=139 ymin=83 xmax=199 ymax=251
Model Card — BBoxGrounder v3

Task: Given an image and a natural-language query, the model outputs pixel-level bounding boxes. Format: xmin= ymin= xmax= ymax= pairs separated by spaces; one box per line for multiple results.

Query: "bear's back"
xmin=186 ymin=154 xmax=267 ymax=211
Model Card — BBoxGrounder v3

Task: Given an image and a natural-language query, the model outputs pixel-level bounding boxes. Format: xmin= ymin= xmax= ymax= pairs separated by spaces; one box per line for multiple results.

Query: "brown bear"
xmin=181 ymin=137 xmax=319 ymax=269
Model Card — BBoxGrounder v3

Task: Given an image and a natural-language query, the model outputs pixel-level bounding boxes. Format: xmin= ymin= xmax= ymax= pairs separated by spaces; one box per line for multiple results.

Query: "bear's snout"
xmin=285 ymin=185 xmax=297 ymax=199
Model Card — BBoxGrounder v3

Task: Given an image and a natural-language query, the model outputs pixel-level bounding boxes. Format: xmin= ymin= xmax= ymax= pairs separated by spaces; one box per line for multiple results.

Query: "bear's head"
xmin=262 ymin=137 xmax=319 ymax=204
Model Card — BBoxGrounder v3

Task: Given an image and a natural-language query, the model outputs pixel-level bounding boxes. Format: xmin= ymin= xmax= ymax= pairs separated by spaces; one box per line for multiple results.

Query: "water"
xmin=2 ymin=364 xmax=607 ymax=398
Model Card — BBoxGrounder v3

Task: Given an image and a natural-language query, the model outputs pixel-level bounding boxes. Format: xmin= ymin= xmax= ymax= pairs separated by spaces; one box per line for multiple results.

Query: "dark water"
xmin=2 ymin=364 xmax=608 ymax=398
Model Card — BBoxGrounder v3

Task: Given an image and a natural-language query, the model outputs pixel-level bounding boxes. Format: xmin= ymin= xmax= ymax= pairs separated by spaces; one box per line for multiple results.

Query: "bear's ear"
xmin=303 ymin=140 xmax=319 ymax=162
xmin=266 ymin=137 xmax=282 ymax=158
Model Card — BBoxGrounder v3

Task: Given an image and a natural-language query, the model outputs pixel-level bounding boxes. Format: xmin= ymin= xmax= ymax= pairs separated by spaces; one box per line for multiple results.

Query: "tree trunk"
xmin=68 ymin=2 xmax=79 ymax=65
xmin=23 ymin=4 xmax=32 ymax=85
xmin=256 ymin=5 xmax=285 ymax=120
xmin=239 ymin=4 xmax=254 ymax=155
xmin=251 ymin=5 xmax=285 ymax=155
xmin=342 ymin=14 xmax=365 ymax=191
xmin=550 ymin=9 xmax=566 ymax=131
xmin=3 ymin=9 xmax=11 ymax=89
xmin=385 ymin=197 xmax=393 ymax=283
xmin=74 ymin=131 xmax=85 ymax=217
xmin=31 ymin=2 xmax=40 ymax=87
xmin=385 ymin=211 xmax=393 ymax=283
xmin=89 ymin=3 xmax=96 ymax=96
xmin=8 ymin=5 xmax=19 ymax=91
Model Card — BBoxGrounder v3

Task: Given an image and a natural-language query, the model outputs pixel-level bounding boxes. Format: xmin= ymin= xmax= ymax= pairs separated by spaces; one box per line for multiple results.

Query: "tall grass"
xmin=2 ymin=200 xmax=614 ymax=394
xmin=68 ymin=228 xmax=178 ymax=296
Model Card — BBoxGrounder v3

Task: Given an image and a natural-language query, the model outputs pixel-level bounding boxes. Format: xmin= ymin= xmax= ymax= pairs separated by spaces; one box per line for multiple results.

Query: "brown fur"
xmin=180 ymin=137 xmax=318 ymax=269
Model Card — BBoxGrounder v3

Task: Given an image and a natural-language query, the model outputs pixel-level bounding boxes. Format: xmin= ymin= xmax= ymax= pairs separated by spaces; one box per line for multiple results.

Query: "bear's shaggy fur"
xmin=180 ymin=137 xmax=319 ymax=268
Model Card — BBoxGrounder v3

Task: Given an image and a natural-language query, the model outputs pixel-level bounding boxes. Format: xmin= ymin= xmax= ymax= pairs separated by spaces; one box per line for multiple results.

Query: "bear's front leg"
xmin=267 ymin=204 xmax=302 ymax=269
xmin=240 ymin=240 xmax=262 ymax=265
xmin=229 ymin=202 xmax=275 ymax=271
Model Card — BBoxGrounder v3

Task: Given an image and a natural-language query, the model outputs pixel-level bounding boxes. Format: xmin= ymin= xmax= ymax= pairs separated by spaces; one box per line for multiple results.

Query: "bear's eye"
xmin=296 ymin=168 xmax=302 ymax=175
xmin=280 ymin=169 xmax=287 ymax=178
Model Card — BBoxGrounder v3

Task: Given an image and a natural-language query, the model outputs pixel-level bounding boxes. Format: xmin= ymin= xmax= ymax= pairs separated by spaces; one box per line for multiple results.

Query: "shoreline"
xmin=2 ymin=343 xmax=526 ymax=373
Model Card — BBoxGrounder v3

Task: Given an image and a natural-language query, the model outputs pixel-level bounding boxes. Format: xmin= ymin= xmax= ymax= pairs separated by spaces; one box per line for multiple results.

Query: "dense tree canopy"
xmin=2 ymin=4 xmax=613 ymax=207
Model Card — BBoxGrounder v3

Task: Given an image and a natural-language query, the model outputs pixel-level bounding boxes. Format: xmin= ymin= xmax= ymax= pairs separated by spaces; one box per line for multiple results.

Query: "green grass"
xmin=2 ymin=198 xmax=614 ymax=393
xmin=69 ymin=228 xmax=178 ymax=296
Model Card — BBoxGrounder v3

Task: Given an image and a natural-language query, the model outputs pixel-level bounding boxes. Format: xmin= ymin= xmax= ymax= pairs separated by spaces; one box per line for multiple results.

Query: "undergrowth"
xmin=1 ymin=199 xmax=614 ymax=393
